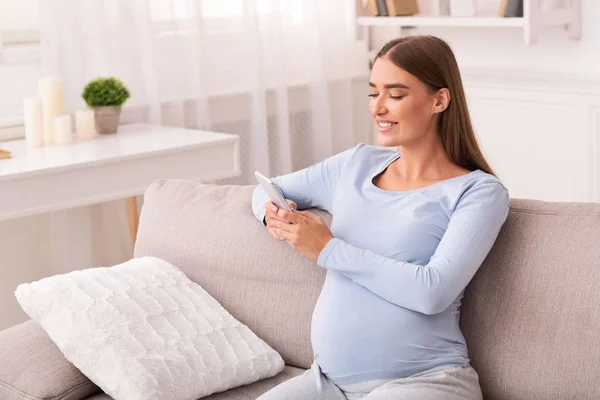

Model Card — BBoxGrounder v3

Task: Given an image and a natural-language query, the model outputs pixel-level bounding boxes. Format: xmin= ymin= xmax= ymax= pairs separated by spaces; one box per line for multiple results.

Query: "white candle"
xmin=23 ymin=97 xmax=44 ymax=147
xmin=75 ymin=109 xmax=96 ymax=141
xmin=53 ymin=115 xmax=73 ymax=145
xmin=38 ymin=77 xmax=64 ymax=145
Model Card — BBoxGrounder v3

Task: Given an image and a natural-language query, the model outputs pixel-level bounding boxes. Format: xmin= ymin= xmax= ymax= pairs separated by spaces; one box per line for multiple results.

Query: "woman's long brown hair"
xmin=375 ymin=36 xmax=497 ymax=177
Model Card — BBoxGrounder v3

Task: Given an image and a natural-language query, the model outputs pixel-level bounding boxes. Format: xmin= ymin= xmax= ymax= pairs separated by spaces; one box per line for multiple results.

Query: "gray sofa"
xmin=1 ymin=179 xmax=599 ymax=400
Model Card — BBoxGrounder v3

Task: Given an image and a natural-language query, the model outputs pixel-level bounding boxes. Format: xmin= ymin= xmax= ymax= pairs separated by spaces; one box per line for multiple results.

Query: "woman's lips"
xmin=376 ymin=120 xmax=398 ymax=133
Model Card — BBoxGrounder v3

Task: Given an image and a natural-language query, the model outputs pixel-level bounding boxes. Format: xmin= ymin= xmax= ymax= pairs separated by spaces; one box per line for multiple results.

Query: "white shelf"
xmin=354 ymin=0 xmax=581 ymax=45
xmin=357 ymin=16 xmax=525 ymax=28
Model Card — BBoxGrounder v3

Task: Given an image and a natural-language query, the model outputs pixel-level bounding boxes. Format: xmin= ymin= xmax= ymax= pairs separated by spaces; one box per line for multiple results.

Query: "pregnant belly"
xmin=311 ymin=271 xmax=466 ymax=380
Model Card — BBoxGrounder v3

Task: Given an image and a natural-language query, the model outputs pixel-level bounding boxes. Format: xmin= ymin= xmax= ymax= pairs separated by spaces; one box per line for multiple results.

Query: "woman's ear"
xmin=432 ymin=88 xmax=450 ymax=114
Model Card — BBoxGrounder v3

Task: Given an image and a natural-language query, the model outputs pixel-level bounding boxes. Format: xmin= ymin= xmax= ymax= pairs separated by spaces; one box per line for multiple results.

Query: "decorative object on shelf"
xmin=368 ymin=0 xmax=418 ymax=16
xmin=504 ymin=0 xmax=523 ymax=17
xmin=367 ymin=0 xmax=376 ymax=15
xmin=38 ymin=77 xmax=64 ymax=146
xmin=53 ymin=115 xmax=73 ymax=145
xmin=75 ymin=109 xmax=96 ymax=141
xmin=357 ymin=0 xmax=580 ymax=44
xmin=376 ymin=0 xmax=389 ymax=16
xmin=497 ymin=0 xmax=508 ymax=16
xmin=418 ymin=0 xmax=450 ymax=16
xmin=367 ymin=0 xmax=378 ymax=16
xmin=0 ymin=149 xmax=11 ymax=160
xmin=449 ymin=0 xmax=476 ymax=16
xmin=23 ymin=97 xmax=44 ymax=147
xmin=386 ymin=0 xmax=419 ymax=16
xmin=82 ymin=77 xmax=130 ymax=135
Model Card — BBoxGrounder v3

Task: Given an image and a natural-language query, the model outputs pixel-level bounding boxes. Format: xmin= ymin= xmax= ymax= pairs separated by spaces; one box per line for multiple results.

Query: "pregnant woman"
xmin=252 ymin=35 xmax=509 ymax=400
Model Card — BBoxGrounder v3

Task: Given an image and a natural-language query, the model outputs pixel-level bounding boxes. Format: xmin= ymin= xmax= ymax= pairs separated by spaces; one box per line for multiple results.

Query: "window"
xmin=0 ymin=0 xmax=308 ymax=139
xmin=0 ymin=0 xmax=40 ymax=137
xmin=0 ymin=0 xmax=40 ymax=62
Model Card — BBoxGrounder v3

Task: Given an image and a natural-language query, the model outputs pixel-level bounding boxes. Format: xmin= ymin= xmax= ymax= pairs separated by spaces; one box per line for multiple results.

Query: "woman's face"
xmin=369 ymin=57 xmax=444 ymax=148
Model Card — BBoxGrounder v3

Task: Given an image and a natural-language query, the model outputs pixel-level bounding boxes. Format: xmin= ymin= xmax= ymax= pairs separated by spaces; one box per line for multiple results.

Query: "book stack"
xmin=498 ymin=0 xmax=524 ymax=17
xmin=367 ymin=0 xmax=419 ymax=16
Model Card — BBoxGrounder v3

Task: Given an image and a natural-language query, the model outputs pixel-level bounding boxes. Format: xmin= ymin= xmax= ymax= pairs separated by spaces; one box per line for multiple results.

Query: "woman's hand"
xmin=264 ymin=200 xmax=297 ymax=241
xmin=271 ymin=209 xmax=334 ymax=261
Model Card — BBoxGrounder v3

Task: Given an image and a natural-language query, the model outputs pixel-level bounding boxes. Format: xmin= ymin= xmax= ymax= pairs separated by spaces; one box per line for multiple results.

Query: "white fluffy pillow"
xmin=15 ymin=256 xmax=284 ymax=400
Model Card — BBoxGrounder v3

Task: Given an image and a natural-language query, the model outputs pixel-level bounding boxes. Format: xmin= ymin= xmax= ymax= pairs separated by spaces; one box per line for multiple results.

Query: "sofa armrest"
xmin=0 ymin=319 xmax=100 ymax=400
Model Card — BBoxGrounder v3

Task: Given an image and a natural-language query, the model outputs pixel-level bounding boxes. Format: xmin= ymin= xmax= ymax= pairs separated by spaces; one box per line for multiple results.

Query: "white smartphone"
xmin=254 ymin=171 xmax=294 ymax=212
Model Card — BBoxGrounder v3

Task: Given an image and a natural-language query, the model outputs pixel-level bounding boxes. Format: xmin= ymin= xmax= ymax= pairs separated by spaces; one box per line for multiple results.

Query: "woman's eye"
xmin=368 ymin=93 xmax=404 ymax=100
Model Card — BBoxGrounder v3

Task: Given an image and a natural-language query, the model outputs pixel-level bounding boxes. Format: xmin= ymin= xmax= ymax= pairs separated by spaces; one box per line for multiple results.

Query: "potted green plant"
xmin=82 ymin=77 xmax=130 ymax=134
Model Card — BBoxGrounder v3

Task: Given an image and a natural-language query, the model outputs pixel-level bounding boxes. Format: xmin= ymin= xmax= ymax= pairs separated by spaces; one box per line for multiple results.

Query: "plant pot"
xmin=94 ymin=106 xmax=121 ymax=134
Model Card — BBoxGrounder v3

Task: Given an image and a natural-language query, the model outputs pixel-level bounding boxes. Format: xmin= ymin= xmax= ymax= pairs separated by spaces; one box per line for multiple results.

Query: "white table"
xmin=0 ymin=123 xmax=240 ymax=243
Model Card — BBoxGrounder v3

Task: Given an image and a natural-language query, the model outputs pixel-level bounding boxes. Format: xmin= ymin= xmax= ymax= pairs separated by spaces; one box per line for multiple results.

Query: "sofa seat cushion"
xmin=0 ymin=319 xmax=100 ymax=400
xmin=83 ymin=365 xmax=305 ymax=400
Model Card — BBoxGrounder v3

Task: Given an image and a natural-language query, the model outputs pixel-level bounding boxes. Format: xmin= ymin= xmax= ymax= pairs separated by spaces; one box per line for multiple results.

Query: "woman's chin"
xmin=377 ymin=133 xmax=399 ymax=147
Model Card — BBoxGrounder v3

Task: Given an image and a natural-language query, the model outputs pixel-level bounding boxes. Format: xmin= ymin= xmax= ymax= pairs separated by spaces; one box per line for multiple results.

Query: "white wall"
xmin=446 ymin=1 xmax=600 ymax=76
xmin=462 ymin=70 xmax=599 ymax=203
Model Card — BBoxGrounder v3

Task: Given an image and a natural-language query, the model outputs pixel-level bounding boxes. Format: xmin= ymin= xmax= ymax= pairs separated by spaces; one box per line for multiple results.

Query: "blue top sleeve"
xmin=251 ymin=144 xmax=361 ymax=223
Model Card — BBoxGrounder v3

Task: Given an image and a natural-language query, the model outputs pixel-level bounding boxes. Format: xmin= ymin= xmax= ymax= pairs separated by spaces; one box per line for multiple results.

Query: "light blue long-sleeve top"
xmin=251 ymin=143 xmax=509 ymax=386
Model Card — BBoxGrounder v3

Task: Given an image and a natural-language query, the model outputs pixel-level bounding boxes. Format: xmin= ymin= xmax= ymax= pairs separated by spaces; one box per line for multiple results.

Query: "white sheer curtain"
xmin=38 ymin=0 xmax=361 ymax=175
xmin=0 ymin=0 xmax=364 ymax=328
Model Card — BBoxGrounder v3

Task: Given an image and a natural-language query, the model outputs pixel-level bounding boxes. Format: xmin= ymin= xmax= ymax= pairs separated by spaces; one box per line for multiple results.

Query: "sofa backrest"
xmin=460 ymin=199 xmax=600 ymax=400
xmin=135 ymin=180 xmax=600 ymax=399
xmin=134 ymin=180 xmax=329 ymax=369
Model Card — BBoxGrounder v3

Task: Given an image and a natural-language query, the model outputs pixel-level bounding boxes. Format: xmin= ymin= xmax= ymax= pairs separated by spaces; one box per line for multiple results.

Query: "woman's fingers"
xmin=273 ymin=226 xmax=293 ymax=242
xmin=270 ymin=219 xmax=296 ymax=233
xmin=265 ymin=200 xmax=297 ymax=213
xmin=264 ymin=202 xmax=280 ymax=220
xmin=265 ymin=215 xmax=288 ymax=241
xmin=296 ymin=210 xmax=320 ymax=222
xmin=286 ymin=199 xmax=297 ymax=211
xmin=267 ymin=227 xmax=283 ymax=241
xmin=266 ymin=212 xmax=289 ymax=225
xmin=264 ymin=201 xmax=297 ymax=243
xmin=264 ymin=202 xmax=285 ymax=240
xmin=265 ymin=201 xmax=278 ymax=213
xmin=265 ymin=204 xmax=293 ymax=224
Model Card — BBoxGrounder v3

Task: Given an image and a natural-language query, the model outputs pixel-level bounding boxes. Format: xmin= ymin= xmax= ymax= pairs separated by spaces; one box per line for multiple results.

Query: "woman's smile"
xmin=376 ymin=119 xmax=398 ymax=133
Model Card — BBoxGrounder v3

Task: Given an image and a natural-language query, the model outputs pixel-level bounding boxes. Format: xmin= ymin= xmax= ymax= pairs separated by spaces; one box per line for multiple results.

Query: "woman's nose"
xmin=370 ymin=98 xmax=387 ymax=116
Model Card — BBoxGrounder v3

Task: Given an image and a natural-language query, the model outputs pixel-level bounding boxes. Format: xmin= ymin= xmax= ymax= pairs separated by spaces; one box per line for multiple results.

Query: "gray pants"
xmin=256 ymin=362 xmax=483 ymax=400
